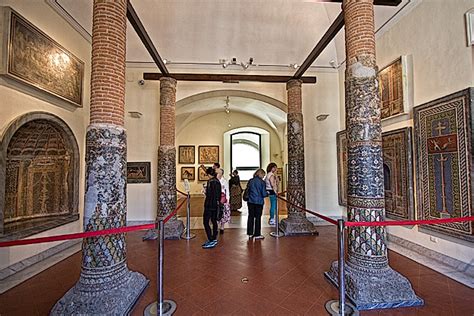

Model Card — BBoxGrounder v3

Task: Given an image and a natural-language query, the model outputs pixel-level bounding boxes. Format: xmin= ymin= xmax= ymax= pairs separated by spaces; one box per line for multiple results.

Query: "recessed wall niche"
xmin=0 ymin=112 xmax=79 ymax=240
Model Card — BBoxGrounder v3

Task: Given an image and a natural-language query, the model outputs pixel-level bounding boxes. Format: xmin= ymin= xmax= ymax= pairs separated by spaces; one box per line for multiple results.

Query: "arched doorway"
xmin=0 ymin=112 xmax=80 ymax=239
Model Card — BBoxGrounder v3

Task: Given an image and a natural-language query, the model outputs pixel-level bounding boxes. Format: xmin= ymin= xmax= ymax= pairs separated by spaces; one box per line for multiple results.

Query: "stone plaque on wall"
xmin=382 ymin=127 xmax=414 ymax=220
xmin=414 ymin=88 xmax=474 ymax=242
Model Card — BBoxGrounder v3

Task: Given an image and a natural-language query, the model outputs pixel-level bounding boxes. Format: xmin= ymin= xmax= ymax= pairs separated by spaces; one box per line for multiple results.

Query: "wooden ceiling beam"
xmin=143 ymin=73 xmax=317 ymax=84
xmin=293 ymin=11 xmax=344 ymax=79
xmin=126 ymin=1 xmax=169 ymax=75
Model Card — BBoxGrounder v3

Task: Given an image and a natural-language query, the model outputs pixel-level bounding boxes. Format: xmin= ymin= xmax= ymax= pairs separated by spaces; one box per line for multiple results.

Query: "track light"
xmin=289 ymin=63 xmax=299 ymax=69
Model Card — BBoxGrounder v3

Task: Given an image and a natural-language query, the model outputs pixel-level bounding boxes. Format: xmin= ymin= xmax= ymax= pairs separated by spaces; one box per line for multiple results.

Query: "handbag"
xmin=217 ymin=202 xmax=224 ymax=221
xmin=220 ymin=192 xmax=227 ymax=204
xmin=242 ymin=182 xmax=250 ymax=202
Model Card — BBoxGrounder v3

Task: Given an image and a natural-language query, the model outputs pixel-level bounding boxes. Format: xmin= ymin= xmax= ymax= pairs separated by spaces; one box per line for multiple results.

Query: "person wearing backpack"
xmin=202 ymin=167 xmax=221 ymax=249
xmin=246 ymin=169 xmax=268 ymax=240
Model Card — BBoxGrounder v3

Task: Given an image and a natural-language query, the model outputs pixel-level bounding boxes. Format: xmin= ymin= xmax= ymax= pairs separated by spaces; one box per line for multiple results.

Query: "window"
xmin=231 ymin=132 xmax=261 ymax=181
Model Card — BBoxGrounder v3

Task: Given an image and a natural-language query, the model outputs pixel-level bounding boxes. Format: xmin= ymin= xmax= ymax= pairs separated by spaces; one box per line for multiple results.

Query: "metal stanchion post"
xmin=325 ymin=219 xmax=358 ymax=315
xmin=182 ymin=193 xmax=196 ymax=240
xmin=144 ymin=219 xmax=177 ymax=316
xmin=270 ymin=195 xmax=284 ymax=238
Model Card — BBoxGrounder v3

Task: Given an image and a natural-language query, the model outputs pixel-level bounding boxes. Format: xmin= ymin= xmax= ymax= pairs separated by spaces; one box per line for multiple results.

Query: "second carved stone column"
xmin=158 ymin=77 xmax=184 ymax=239
xmin=280 ymin=79 xmax=318 ymax=235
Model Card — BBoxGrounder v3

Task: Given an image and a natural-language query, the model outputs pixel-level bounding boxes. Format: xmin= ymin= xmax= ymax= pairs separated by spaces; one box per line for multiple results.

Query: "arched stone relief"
xmin=0 ymin=112 xmax=80 ymax=240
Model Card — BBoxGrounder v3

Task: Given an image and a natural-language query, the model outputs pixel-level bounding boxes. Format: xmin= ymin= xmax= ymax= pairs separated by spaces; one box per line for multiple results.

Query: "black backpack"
xmin=242 ymin=180 xmax=250 ymax=202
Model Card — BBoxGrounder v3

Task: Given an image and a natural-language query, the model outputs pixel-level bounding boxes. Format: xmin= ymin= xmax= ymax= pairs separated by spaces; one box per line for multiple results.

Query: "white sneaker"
xmin=269 ymin=219 xmax=276 ymax=225
xmin=254 ymin=235 xmax=265 ymax=240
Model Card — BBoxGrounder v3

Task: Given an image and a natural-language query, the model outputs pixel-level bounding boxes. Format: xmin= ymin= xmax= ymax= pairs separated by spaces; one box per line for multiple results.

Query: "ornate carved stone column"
xmin=158 ymin=77 xmax=184 ymax=239
xmin=280 ymin=79 xmax=318 ymax=235
xmin=51 ymin=1 xmax=148 ymax=314
xmin=325 ymin=0 xmax=422 ymax=310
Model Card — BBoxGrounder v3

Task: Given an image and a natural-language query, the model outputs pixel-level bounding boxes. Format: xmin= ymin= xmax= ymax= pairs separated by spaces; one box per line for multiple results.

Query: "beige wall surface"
xmin=0 ymin=1 xmax=91 ymax=269
xmin=376 ymin=0 xmax=474 ymax=263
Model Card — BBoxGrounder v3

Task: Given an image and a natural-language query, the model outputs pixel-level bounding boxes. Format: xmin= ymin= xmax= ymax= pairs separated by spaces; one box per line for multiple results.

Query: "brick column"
xmin=325 ymin=0 xmax=422 ymax=310
xmin=51 ymin=1 xmax=148 ymax=314
xmin=280 ymin=79 xmax=318 ymax=235
xmin=158 ymin=77 xmax=183 ymax=239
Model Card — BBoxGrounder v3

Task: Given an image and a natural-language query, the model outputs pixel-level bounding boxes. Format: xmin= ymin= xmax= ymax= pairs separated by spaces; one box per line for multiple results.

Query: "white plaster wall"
xmin=176 ymin=111 xmax=282 ymax=196
xmin=303 ymin=72 xmax=344 ymax=218
xmin=0 ymin=1 xmax=91 ymax=269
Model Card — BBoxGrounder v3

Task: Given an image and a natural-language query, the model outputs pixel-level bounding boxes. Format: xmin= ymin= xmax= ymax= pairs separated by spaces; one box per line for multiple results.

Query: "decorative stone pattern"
xmin=0 ymin=112 xmax=80 ymax=240
xmin=414 ymin=88 xmax=474 ymax=241
xmin=325 ymin=0 xmax=422 ymax=310
xmin=52 ymin=1 xmax=148 ymax=314
xmin=280 ymin=79 xmax=317 ymax=235
xmin=158 ymin=77 xmax=184 ymax=239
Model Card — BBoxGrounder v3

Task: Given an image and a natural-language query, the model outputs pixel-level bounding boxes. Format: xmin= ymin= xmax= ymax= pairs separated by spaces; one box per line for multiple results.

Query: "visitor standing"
xmin=217 ymin=168 xmax=231 ymax=233
xmin=202 ymin=167 xmax=221 ymax=249
xmin=247 ymin=169 xmax=268 ymax=240
xmin=265 ymin=162 xmax=279 ymax=225
xmin=229 ymin=170 xmax=243 ymax=213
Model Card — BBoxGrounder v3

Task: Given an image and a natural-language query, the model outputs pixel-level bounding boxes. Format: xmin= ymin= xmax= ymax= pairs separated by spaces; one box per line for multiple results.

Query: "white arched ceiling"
xmin=50 ymin=0 xmax=419 ymax=70
xmin=176 ymin=90 xmax=287 ymax=145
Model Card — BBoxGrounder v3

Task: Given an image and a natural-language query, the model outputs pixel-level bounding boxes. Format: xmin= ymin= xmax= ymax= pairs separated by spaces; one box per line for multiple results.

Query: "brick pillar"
xmin=158 ymin=77 xmax=183 ymax=239
xmin=51 ymin=1 xmax=148 ymax=314
xmin=325 ymin=0 xmax=422 ymax=310
xmin=280 ymin=79 xmax=318 ymax=235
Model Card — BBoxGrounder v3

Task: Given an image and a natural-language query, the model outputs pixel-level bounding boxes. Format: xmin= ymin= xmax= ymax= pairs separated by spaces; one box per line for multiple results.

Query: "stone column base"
xmin=324 ymin=261 xmax=424 ymax=310
xmin=51 ymin=263 xmax=148 ymax=315
xmin=142 ymin=217 xmax=185 ymax=240
xmin=280 ymin=217 xmax=318 ymax=236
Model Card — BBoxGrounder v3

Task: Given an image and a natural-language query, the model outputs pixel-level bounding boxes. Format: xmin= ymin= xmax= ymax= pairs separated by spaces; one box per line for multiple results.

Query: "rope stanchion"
xmin=176 ymin=188 xmax=187 ymax=196
xmin=0 ymin=198 xmax=187 ymax=248
xmin=277 ymin=195 xmax=338 ymax=226
xmin=181 ymin=192 xmax=196 ymax=240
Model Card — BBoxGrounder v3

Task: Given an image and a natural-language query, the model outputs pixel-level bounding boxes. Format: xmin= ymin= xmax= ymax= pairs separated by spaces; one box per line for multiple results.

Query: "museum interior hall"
xmin=0 ymin=0 xmax=473 ymax=315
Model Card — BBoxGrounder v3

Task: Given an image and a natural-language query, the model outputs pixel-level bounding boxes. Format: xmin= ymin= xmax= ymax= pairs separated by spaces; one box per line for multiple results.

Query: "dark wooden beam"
xmin=293 ymin=11 xmax=344 ymax=79
xmin=328 ymin=0 xmax=402 ymax=5
xmin=143 ymin=73 xmax=317 ymax=84
xmin=126 ymin=1 xmax=169 ymax=75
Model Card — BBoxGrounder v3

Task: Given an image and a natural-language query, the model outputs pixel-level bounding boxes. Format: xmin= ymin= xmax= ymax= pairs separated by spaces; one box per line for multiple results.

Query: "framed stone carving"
xmin=178 ymin=145 xmax=195 ymax=164
xmin=378 ymin=56 xmax=411 ymax=120
xmin=382 ymin=127 xmax=414 ymax=220
xmin=181 ymin=167 xmax=195 ymax=181
xmin=198 ymin=165 xmax=211 ymax=182
xmin=414 ymin=88 xmax=474 ymax=241
xmin=198 ymin=145 xmax=219 ymax=164
xmin=127 ymin=162 xmax=151 ymax=184
xmin=0 ymin=7 xmax=84 ymax=106
xmin=336 ymin=130 xmax=348 ymax=206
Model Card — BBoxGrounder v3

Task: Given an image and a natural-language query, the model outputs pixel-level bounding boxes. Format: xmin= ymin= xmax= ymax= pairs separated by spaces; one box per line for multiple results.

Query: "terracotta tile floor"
xmin=1 ymin=226 xmax=473 ymax=315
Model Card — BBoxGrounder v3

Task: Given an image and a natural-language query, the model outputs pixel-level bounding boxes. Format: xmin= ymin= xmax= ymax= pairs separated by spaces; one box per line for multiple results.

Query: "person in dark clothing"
xmin=202 ymin=167 xmax=221 ymax=249
xmin=247 ymin=169 xmax=268 ymax=240
xmin=229 ymin=170 xmax=243 ymax=212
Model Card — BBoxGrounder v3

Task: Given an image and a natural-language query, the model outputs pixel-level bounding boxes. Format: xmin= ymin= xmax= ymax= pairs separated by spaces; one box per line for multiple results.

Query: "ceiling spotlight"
xmin=289 ymin=63 xmax=299 ymax=69
xmin=241 ymin=61 xmax=250 ymax=70
xmin=163 ymin=59 xmax=170 ymax=64
xmin=219 ymin=58 xmax=228 ymax=68
xmin=316 ymin=114 xmax=330 ymax=121
xmin=329 ymin=60 xmax=338 ymax=69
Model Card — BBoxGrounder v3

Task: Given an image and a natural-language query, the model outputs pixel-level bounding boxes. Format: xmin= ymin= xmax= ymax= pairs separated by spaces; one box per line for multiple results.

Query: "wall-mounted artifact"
xmin=181 ymin=167 xmax=195 ymax=181
xmin=378 ymin=56 xmax=412 ymax=120
xmin=414 ymin=88 xmax=474 ymax=241
xmin=382 ymin=127 xmax=415 ymax=220
xmin=0 ymin=7 xmax=84 ymax=107
xmin=198 ymin=165 xmax=211 ymax=182
xmin=178 ymin=145 xmax=195 ymax=164
xmin=198 ymin=145 xmax=219 ymax=164
xmin=337 ymin=128 xmax=415 ymax=219
xmin=127 ymin=162 xmax=151 ymax=184
xmin=336 ymin=130 xmax=348 ymax=206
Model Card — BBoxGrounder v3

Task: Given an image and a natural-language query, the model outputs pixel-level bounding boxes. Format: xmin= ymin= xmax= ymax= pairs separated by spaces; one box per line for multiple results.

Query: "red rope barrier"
xmin=0 ymin=198 xmax=187 ymax=248
xmin=345 ymin=216 xmax=474 ymax=227
xmin=176 ymin=188 xmax=187 ymax=196
xmin=277 ymin=195 xmax=338 ymax=225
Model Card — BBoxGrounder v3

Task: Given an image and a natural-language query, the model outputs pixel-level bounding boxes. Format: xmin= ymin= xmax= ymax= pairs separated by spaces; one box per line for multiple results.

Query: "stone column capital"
xmin=159 ymin=77 xmax=177 ymax=89
xmin=286 ymin=79 xmax=302 ymax=91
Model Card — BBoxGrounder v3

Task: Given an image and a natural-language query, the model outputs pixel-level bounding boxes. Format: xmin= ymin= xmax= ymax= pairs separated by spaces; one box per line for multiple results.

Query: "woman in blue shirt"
xmin=246 ymin=169 xmax=268 ymax=240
